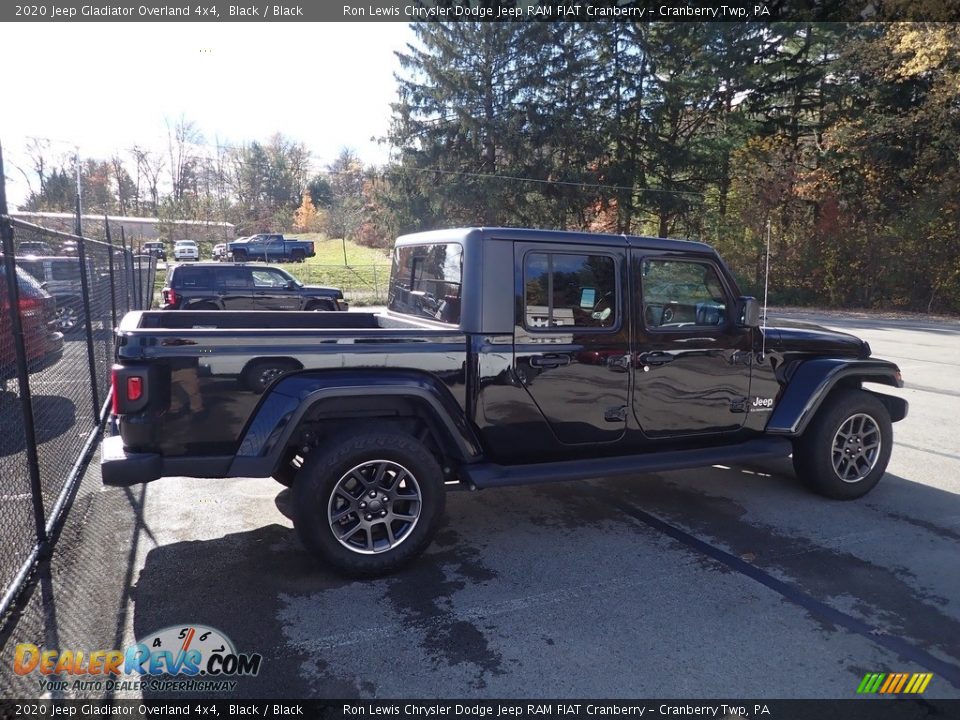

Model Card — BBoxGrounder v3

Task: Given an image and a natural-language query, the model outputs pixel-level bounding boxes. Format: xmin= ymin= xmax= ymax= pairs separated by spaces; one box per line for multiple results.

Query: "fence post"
xmin=120 ymin=227 xmax=132 ymax=311
xmin=75 ymin=203 xmax=101 ymax=420
xmin=104 ymin=217 xmax=118 ymax=329
xmin=0 ymin=142 xmax=49 ymax=556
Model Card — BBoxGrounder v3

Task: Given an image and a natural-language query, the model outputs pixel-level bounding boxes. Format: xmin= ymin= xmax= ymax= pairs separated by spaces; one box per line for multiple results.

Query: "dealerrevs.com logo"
xmin=13 ymin=625 xmax=262 ymax=693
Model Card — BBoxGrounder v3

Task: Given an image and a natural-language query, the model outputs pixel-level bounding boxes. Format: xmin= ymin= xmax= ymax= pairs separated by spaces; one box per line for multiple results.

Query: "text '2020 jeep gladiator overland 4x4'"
xmin=102 ymin=228 xmax=907 ymax=576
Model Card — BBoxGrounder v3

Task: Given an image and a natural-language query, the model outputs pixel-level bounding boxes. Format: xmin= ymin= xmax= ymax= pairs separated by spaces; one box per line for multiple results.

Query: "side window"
xmin=251 ymin=269 xmax=286 ymax=288
xmin=524 ymin=252 xmax=617 ymax=330
xmin=642 ymin=259 xmax=728 ymax=329
xmin=50 ymin=261 xmax=82 ymax=281
xmin=217 ymin=267 xmax=250 ymax=289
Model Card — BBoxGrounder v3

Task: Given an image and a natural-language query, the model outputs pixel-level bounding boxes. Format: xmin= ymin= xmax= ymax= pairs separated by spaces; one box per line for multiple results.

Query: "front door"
xmin=632 ymin=254 xmax=752 ymax=436
xmin=513 ymin=242 xmax=630 ymax=445
xmin=215 ymin=266 xmax=254 ymax=310
xmin=252 ymin=268 xmax=299 ymax=310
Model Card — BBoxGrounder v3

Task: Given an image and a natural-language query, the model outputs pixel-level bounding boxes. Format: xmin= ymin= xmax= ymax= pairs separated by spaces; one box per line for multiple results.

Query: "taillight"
xmin=112 ymin=365 xmax=149 ymax=415
xmin=18 ymin=296 xmax=43 ymax=314
xmin=127 ymin=376 xmax=143 ymax=402
xmin=162 ymin=287 xmax=177 ymax=306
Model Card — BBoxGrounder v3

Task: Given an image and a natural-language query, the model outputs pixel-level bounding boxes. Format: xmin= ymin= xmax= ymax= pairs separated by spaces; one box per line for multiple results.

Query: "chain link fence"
xmin=0 ymin=190 xmax=155 ymax=621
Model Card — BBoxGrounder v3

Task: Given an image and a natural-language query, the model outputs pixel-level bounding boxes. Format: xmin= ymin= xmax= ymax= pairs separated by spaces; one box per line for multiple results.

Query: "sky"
xmin=0 ymin=22 xmax=416 ymax=209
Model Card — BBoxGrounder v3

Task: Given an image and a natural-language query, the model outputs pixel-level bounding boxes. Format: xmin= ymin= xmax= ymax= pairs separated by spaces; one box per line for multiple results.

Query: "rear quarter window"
xmin=173 ymin=267 xmax=214 ymax=289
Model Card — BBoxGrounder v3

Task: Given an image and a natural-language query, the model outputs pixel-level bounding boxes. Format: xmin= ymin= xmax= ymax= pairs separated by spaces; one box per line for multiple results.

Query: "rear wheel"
xmin=292 ymin=430 xmax=445 ymax=577
xmin=292 ymin=250 xmax=305 ymax=263
xmin=793 ymin=388 xmax=892 ymax=500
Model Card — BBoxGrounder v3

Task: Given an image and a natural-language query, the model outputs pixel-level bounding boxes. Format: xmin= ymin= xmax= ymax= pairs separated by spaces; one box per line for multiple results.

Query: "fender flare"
xmin=229 ymin=369 xmax=483 ymax=478
xmin=766 ymin=358 xmax=906 ymax=436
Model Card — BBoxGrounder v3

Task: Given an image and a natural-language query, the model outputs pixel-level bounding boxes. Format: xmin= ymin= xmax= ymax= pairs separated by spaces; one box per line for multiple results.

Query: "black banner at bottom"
xmin=1 ymin=700 xmax=957 ymax=720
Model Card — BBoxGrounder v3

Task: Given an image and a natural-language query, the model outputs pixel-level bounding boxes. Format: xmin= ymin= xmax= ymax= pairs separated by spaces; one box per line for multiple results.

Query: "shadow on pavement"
xmin=0 ymin=394 xmax=76 ymax=456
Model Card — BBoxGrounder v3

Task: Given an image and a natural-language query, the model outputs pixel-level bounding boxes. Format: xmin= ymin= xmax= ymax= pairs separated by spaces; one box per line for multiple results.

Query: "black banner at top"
xmin=4 ymin=0 xmax=960 ymax=23
xmin=1 ymin=700 xmax=960 ymax=720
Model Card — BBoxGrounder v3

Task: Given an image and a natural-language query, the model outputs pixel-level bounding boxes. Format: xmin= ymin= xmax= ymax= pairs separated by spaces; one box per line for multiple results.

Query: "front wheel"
xmin=292 ymin=430 xmax=445 ymax=577
xmin=793 ymin=388 xmax=893 ymax=500
xmin=55 ymin=303 xmax=81 ymax=333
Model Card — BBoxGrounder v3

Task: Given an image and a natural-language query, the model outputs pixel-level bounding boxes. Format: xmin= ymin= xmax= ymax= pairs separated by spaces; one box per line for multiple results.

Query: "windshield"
xmin=387 ymin=243 xmax=463 ymax=324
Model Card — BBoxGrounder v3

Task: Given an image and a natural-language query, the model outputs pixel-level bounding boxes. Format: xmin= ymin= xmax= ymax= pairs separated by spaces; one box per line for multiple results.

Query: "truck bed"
xmin=114 ymin=310 xmax=470 ymax=459
xmin=125 ymin=309 xmax=429 ymax=331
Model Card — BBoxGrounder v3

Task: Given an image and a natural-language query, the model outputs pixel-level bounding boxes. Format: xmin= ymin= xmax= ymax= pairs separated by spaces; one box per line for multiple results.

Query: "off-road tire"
xmin=292 ymin=430 xmax=445 ymax=577
xmin=793 ymin=388 xmax=892 ymax=500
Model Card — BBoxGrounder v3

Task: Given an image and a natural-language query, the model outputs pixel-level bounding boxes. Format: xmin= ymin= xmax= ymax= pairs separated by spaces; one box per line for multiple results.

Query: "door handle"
xmin=639 ymin=352 xmax=674 ymax=367
xmin=529 ymin=354 xmax=571 ymax=369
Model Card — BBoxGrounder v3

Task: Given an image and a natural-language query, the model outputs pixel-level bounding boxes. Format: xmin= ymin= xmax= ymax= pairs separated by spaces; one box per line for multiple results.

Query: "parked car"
xmin=18 ymin=240 xmax=55 ymax=256
xmin=16 ymin=256 xmax=92 ymax=333
xmin=227 ymin=234 xmax=315 ymax=263
xmin=0 ymin=265 xmax=64 ymax=382
xmin=212 ymin=243 xmax=227 ymax=261
xmin=142 ymin=241 xmax=166 ymax=261
xmin=104 ymin=227 xmax=908 ymax=578
xmin=159 ymin=262 xmax=347 ymax=312
xmin=173 ymin=240 xmax=199 ymax=262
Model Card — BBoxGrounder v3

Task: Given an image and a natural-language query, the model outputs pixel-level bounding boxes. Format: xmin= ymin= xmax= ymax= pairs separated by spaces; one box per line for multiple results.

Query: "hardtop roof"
xmin=395 ymin=227 xmax=716 ymax=254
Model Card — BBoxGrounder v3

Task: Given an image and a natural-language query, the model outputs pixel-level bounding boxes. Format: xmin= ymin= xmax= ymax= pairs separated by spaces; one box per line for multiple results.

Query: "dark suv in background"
xmin=160 ymin=263 xmax=347 ymax=311
xmin=142 ymin=241 xmax=166 ymax=262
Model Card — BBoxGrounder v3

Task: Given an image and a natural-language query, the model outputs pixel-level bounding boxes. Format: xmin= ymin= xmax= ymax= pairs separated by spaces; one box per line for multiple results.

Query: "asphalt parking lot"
xmin=1 ymin=310 xmax=958 ymax=700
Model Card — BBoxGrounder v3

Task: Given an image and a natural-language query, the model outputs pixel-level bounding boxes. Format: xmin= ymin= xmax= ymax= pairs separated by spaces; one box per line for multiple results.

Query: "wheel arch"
xmin=230 ymin=370 xmax=483 ymax=478
xmin=766 ymin=358 xmax=907 ymax=436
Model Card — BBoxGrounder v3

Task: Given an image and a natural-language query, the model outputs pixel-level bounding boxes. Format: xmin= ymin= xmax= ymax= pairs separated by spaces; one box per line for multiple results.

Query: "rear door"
xmin=631 ymin=253 xmax=752 ymax=436
xmin=513 ymin=242 xmax=630 ymax=445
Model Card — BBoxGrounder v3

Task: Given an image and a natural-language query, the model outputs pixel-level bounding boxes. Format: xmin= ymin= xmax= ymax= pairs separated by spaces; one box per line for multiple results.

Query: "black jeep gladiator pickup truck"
xmin=102 ymin=227 xmax=907 ymax=576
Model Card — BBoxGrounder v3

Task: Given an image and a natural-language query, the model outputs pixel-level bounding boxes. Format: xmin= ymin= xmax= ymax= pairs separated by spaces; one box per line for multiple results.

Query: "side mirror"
xmin=286 ymin=280 xmax=297 ymax=290
xmin=737 ymin=296 xmax=760 ymax=328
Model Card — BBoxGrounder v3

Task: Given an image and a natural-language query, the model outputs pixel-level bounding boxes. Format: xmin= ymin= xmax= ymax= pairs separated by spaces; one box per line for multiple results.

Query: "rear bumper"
xmin=101 ymin=435 xmax=162 ymax=486
xmin=100 ymin=435 xmax=233 ymax=486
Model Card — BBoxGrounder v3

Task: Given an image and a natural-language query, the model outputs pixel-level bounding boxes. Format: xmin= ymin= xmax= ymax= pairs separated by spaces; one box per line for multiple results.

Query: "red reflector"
xmin=111 ymin=368 xmax=120 ymax=414
xmin=127 ymin=376 xmax=143 ymax=402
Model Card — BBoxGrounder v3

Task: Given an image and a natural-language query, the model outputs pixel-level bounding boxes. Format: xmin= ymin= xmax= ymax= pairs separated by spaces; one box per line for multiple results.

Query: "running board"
xmin=462 ymin=437 xmax=792 ymax=490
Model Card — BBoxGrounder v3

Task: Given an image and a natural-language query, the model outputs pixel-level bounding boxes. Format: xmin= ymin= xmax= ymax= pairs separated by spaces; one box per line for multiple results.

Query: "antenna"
xmin=761 ymin=218 xmax=771 ymax=356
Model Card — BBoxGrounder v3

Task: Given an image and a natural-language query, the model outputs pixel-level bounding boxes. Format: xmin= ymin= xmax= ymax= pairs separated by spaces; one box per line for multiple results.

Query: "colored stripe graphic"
xmin=859 ymin=672 xmax=933 ymax=694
